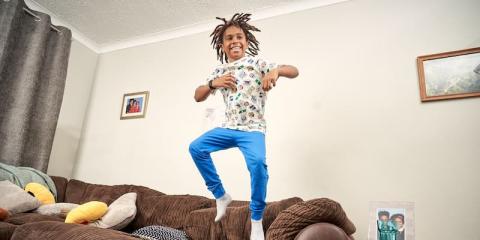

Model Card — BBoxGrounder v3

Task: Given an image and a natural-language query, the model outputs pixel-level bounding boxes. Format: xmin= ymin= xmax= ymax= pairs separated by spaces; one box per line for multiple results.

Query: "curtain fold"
xmin=0 ymin=0 xmax=72 ymax=172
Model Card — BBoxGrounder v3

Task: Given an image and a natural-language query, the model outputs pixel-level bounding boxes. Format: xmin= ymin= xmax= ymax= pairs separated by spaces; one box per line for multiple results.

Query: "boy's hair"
xmin=210 ymin=13 xmax=260 ymax=63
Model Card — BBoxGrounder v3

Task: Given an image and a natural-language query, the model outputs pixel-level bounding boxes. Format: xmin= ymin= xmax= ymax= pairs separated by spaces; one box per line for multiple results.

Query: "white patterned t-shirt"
xmin=205 ymin=56 xmax=277 ymax=133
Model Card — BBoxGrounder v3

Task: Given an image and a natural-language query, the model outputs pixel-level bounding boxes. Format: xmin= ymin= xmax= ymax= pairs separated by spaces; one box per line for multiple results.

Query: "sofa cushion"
xmin=50 ymin=176 xmax=68 ymax=203
xmin=5 ymin=212 xmax=64 ymax=225
xmin=10 ymin=221 xmax=137 ymax=240
xmin=184 ymin=197 xmax=303 ymax=240
xmin=266 ymin=198 xmax=356 ymax=240
xmin=0 ymin=180 xmax=41 ymax=214
xmin=0 ymin=222 xmax=17 ymax=240
xmin=129 ymin=194 xmax=213 ymax=231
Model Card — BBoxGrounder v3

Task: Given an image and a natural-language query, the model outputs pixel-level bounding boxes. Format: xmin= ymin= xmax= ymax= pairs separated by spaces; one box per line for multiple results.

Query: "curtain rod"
xmin=23 ymin=7 xmax=62 ymax=34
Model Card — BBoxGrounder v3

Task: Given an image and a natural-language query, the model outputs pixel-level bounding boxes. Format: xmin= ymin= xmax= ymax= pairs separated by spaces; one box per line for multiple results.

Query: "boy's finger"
xmin=227 ymin=76 xmax=235 ymax=83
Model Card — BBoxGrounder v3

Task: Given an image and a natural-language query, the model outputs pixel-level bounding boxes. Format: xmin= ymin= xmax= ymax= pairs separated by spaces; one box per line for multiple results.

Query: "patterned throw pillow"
xmin=132 ymin=225 xmax=189 ymax=240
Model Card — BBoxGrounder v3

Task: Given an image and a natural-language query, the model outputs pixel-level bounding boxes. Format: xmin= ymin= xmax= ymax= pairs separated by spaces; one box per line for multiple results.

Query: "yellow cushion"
xmin=65 ymin=201 xmax=108 ymax=224
xmin=25 ymin=182 xmax=55 ymax=205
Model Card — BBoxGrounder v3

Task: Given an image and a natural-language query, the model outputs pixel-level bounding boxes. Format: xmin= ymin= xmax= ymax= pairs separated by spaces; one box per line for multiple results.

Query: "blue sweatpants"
xmin=189 ymin=127 xmax=268 ymax=221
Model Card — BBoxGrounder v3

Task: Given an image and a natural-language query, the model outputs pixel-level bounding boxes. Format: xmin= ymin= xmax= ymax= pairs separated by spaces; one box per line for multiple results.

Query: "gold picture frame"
xmin=120 ymin=91 xmax=149 ymax=120
xmin=417 ymin=47 xmax=480 ymax=102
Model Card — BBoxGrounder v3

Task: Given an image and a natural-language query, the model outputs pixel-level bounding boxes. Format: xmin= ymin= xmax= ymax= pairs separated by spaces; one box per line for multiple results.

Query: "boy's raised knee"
xmin=189 ymin=141 xmax=201 ymax=155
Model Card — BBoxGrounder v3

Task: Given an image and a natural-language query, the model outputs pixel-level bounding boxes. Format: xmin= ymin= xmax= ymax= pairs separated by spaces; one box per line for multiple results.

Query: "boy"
xmin=189 ymin=13 xmax=298 ymax=240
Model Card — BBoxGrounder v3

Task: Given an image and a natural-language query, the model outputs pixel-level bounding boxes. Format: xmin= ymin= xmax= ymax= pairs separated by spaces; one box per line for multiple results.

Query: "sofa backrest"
xmin=62 ymin=179 xmax=214 ymax=231
xmin=64 ymin=179 xmax=164 ymax=205
xmin=50 ymin=176 xmax=68 ymax=202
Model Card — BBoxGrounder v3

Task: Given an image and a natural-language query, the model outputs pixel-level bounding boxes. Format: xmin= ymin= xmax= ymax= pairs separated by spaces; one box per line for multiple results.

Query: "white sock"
xmin=250 ymin=219 xmax=265 ymax=240
xmin=214 ymin=193 xmax=232 ymax=222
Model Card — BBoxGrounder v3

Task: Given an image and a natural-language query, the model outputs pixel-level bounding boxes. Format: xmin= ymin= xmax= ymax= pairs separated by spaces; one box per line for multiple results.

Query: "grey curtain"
xmin=0 ymin=0 xmax=72 ymax=172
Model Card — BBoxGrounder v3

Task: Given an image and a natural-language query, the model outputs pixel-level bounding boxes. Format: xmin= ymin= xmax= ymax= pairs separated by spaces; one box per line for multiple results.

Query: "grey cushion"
xmin=0 ymin=180 xmax=41 ymax=214
xmin=89 ymin=192 xmax=137 ymax=230
xmin=132 ymin=225 xmax=189 ymax=240
xmin=34 ymin=203 xmax=79 ymax=217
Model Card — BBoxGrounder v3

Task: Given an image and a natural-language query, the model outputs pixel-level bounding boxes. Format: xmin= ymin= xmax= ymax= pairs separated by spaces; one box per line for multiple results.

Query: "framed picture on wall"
xmin=120 ymin=91 xmax=149 ymax=120
xmin=368 ymin=201 xmax=415 ymax=240
xmin=417 ymin=47 xmax=480 ymax=101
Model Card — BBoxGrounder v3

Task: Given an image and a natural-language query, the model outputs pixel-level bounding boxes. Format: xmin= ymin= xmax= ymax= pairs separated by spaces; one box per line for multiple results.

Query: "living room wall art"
xmin=417 ymin=47 xmax=480 ymax=102
xmin=368 ymin=201 xmax=415 ymax=240
xmin=120 ymin=91 xmax=149 ymax=120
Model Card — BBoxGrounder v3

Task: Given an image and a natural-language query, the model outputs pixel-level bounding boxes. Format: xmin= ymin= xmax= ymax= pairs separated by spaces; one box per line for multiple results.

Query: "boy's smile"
xmin=222 ymin=25 xmax=247 ymax=62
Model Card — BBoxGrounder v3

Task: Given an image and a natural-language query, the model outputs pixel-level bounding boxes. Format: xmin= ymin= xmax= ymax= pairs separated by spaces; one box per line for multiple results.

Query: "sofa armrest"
xmin=266 ymin=198 xmax=356 ymax=240
xmin=294 ymin=223 xmax=353 ymax=240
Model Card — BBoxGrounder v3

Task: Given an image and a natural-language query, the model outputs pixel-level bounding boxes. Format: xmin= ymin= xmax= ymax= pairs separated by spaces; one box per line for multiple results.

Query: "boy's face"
xmin=222 ymin=25 xmax=247 ymax=62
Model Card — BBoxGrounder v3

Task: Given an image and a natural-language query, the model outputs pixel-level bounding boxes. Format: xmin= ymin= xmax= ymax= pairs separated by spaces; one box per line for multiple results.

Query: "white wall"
xmin=47 ymin=40 xmax=98 ymax=178
xmin=73 ymin=0 xmax=480 ymax=239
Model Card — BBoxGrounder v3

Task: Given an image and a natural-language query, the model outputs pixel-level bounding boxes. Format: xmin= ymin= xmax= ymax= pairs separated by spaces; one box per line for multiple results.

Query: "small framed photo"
xmin=120 ymin=91 xmax=149 ymax=120
xmin=417 ymin=47 xmax=480 ymax=101
xmin=368 ymin=201 xmax=415 ymax=240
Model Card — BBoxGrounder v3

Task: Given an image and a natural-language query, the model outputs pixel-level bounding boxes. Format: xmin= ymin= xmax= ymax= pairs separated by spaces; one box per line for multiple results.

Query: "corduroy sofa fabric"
xmin=4 ymin=212 xmax=63 ymax=225
xmin=266 ymin=198 xmax=356 ymax=240
xmin=0 ymin=222 xmax=16 ymax=240
xmin=129 ymin=194 xmax=213 ymax=231
xmin=50 ymin=176 xmax=68 ymax=202
xmin=10 ymin=221 xmax=137 ymax=240
xmin=184 ymin=197 xmax=303 ymax=240
xmin=64 ymin=179 xmax=165 ymax=205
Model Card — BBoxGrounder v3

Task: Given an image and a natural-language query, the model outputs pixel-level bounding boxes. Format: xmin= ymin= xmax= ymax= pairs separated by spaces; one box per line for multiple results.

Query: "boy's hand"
xmin=262 ymin=68 xmax=279 ymax=91
xmin=212 ymin=73 xmax=237 ymax=92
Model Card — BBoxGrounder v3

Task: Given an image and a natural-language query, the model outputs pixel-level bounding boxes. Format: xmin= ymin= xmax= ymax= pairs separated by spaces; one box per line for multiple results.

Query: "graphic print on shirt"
xmin=205 ymin=56 xmax=277 ymax=133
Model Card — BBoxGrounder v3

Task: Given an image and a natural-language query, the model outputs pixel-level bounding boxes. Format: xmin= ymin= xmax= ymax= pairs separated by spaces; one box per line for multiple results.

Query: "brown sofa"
xmin=0 ymin=176 xmax=356 ymax=240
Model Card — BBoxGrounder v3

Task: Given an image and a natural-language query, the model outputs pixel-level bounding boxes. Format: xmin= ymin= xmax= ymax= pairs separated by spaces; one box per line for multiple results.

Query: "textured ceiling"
xmin=31 ymin=0 xmax=297 ymax=45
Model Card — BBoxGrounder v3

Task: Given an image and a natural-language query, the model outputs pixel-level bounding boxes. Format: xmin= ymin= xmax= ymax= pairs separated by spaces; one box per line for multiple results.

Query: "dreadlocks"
xmin=210 ymin=13 xmax=260 ymax=63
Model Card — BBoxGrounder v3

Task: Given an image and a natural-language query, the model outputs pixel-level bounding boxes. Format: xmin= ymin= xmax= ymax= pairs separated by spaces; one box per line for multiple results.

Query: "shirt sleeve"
xmin=256 ymin=57 xmax=278 ymax=75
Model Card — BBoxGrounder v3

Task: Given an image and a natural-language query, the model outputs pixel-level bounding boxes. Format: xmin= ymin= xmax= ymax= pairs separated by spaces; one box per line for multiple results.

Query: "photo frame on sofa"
xmin=368 ymin=201 xmax=415 ymax=240
xmin=120 ymin=91 xmax=149 ymax=120
xmin=417 ymin=47 xmax=480 ymax=102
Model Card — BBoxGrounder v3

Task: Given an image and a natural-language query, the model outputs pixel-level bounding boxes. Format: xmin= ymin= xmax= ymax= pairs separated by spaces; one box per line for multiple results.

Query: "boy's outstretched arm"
xmin=194 ymin=85 xmax=212 ymax=102
xmin=262 ymin=65 xmax=299 ymax=91
xmin=278 ymin=65 xmax=299 ymax=79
